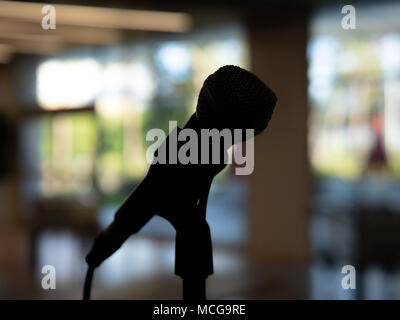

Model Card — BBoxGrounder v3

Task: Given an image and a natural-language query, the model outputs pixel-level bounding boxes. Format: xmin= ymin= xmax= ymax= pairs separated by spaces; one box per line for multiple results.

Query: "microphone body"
xmin=86 ymin=65 xmax=277 ymax=277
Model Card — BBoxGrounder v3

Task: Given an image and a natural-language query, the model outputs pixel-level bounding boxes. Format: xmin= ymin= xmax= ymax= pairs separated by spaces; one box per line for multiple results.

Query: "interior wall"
xmin=247 ymin=7 xmax=311 ymax=264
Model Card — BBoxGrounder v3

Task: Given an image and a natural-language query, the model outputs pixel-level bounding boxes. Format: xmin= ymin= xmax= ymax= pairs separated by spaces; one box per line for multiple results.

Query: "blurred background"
xmin=0 ymin=0 xmax=400 ymax=299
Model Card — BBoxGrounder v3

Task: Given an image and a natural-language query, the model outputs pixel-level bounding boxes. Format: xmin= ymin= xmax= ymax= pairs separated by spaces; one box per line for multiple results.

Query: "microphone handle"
xmin=85 ymin=176 xmax=154 ymax=268
xmin=85 ymin=112 xmax=206 ymax=268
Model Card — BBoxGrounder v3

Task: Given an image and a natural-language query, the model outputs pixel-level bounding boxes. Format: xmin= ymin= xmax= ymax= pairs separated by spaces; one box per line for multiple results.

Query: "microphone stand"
xmin=84 ymin=125 xmax=222 ymax=300
xmin=174 ymin=181 xmax=214 ymax=300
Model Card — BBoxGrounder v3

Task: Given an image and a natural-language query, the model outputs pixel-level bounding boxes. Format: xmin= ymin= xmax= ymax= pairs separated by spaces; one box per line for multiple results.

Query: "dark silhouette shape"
xmin=84 ymin=65 xmax=277 ymax=300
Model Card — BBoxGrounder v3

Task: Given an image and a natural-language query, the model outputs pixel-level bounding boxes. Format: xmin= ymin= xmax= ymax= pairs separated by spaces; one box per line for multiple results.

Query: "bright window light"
xmin=156 ymin=42 xmax=191 ymax=79
xmin=126 ymin=62 xmax=156 ymax=102
xmin=37 ymin=58 xmax=101 ymax=109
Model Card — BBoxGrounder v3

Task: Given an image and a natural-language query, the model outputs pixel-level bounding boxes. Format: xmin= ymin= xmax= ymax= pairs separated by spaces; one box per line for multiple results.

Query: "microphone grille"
xmin=196 ymin=65 xmax=277 ymax=135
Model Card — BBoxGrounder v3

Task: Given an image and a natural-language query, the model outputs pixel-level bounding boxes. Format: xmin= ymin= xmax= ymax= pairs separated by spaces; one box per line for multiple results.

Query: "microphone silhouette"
xmin=84 ymin=65 xmax=277 ymax=299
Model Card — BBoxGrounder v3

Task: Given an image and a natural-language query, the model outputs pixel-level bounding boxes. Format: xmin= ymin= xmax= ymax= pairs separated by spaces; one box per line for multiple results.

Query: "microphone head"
xmin=196 ymin=65 xmax=277 ymax=135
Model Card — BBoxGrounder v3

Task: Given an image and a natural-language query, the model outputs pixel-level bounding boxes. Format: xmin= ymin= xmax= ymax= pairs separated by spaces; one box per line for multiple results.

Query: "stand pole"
xmin=182 ymin=277 xmax=206 ymax=300
xmin=175 ymin=219 xmax=213 ymax=301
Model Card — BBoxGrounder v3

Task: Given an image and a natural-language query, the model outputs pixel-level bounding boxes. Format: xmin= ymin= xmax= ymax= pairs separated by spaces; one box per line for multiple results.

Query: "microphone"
xmin=85 ymin=65 xmax=277 ymax=272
